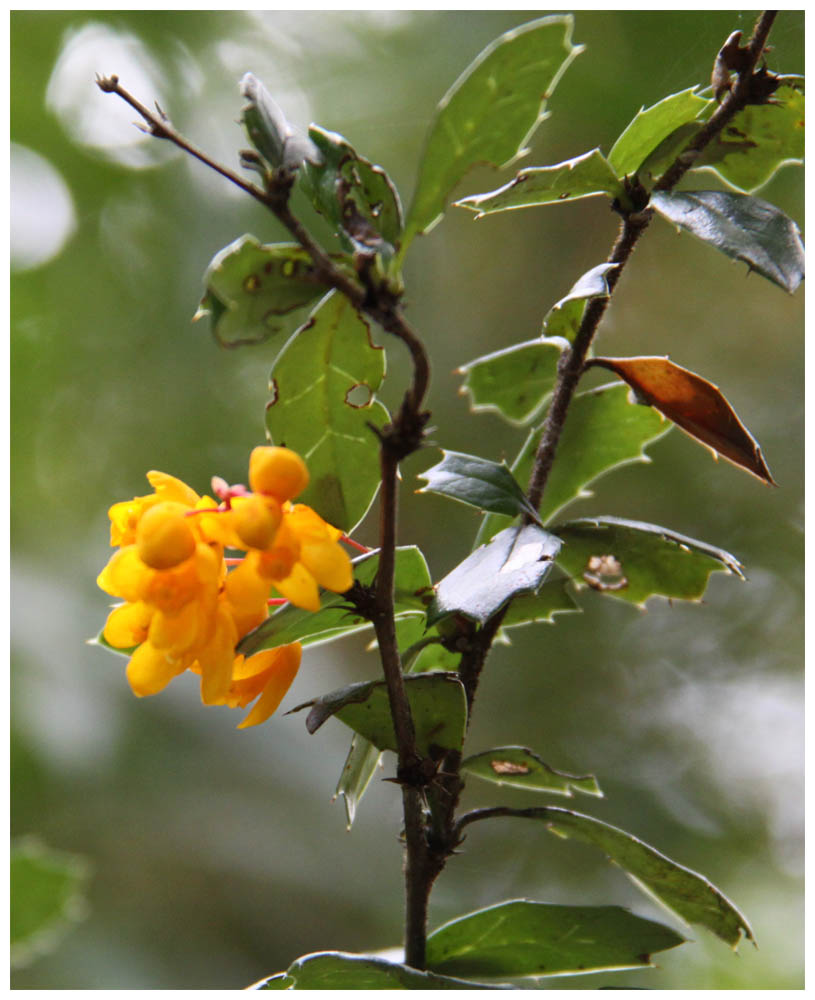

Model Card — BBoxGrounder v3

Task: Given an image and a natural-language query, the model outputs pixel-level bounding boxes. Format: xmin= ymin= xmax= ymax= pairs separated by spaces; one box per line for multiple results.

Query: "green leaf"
xmin=292 ymin=672 xmax=467 ymax=758
xmin=253 ymin=951 xmax=505 ymax=989
xmin=457 ymin=337 xmax=566 ymax=425
xmin=334 ymin=734 xmax=383 ymax=830
xmin=651 ymin=189 xmax=805 ymax=294
xmin=500 ymin=578 xmax=581 ymax=629
xmin=695 ymin=77 xmax=805 ymax=193
xmin=266 ymin=291 xmax=389 ymax=532
xmin=11 ymin=839 xmax=90 ymax=968
xmin=193 ymin=235 xmax=334 ymax=348
xmin=428 ymin=523 xmax=561 ymax=627
xmin=608 ymin=88 xmax=711 ymax=179
xmin=301 ymin=125 xmax=403 ymax=261
xmin=237 ymin=546 xmax=432 ymax=656
xmin=541 ymin=262 xmax=619 ymax=343
xmin=552 ymin=516 xmax=743 ymax=607
xmin=477 ymin=382 xmax=671 ymax=545
xmin=418 ymin=450 xmax=540 ymax=520
xmin=455 ymin=149 xmax=623 ymax=217
xmin=541 ymin=808 xmax=754 ymax=949
xmin=461 ymin=747 xmax=601 ymax=797
xmin=402 ymin=15 xmax=583 ymax=249
xmin=426 ymin=900 xmax=685 ymax=978
xmin=240 ymin=73 xmax=321 ymax=171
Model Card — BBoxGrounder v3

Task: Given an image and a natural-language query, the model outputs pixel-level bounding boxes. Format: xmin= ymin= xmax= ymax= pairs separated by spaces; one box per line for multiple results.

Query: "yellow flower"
xmin=226 ymin=644 xmax=303 ymax=728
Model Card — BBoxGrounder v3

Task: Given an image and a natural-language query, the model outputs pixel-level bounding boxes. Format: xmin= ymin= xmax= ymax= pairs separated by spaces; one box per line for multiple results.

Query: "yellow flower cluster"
xmin=97 ymin=447 xmax=353 ymax=728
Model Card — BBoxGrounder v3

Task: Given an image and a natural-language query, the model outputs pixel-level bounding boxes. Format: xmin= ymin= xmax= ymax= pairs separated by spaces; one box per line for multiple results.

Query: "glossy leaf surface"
xmin=253 ymin=951 xmax=503 ymax=989
xmin=334 ymin=735 xmax=383 ymax=830
xmin=461 ymin=747 xmax=601 ymax=797
xmin=403 ymin=16 xmax=582 ymax=248
xmin=589 ymin=355 xmax=775 ymax=484
xmin=541 ymin=262 xmax=618 ymax=342
xmin=608 ymin=87 xmax=710 ymax=178
xmin=458 ymin=338 xmax=566 ymax=425
xmin=541 ymin=807 xmax=754 ymax=949
xmin=477 ymin=382 xmax=670 ymax=544
xmin=266 ymin=291 xmax=389 ymax=532
xmin=428 ymin=524 xmax=561 ymax=627
xmin=500 ymin=578 xmax=581 ymax=629
xmin=238 ymin=546 xmax=432 ymax=655
xmin=651 ymin=189 xmax=805 ymax=294
xmin=418 ymin=450 xmax=539 ymax=520
xmin=552 ymin=516 xmax=743 ymax=607
xmin=194 ymin=235 xmax=331 ymax=348
xmin=293 ymin=672 xmax=467 ymax=757
xmin=455 ymin=149 xmax=622 ymax=216
xmin=426 ymin=900 xmax=685 ymax=978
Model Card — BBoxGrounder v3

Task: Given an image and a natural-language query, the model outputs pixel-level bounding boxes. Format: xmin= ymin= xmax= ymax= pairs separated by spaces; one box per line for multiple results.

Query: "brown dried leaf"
xmin=588 ymin=356 xmax=775 ymax=485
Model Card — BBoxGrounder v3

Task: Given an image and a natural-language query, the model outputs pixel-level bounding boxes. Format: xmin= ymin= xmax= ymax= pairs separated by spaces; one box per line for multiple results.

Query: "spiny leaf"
xmin=501 ymin=578 xmax=581 ymax=630
xmin=418 ymin=450 xmax=539 ymax=520
xmin=426 ymin=900 xmax=685 ymax=978
xmin=651 ymin=189 xmax=805 ymax=294
xmin=266 ymin=291 xmax=389 ymax=532
xmin=402 ymin=15 xmax=583 ymax=250
xmin=552 ymin=516 xmax=743 ymax=608
xmin=541 ymin=262 xmax=619 ymax=342
xmin=588 ymin=355 xmax=775 ymax=484
xmin=461 ymin=747 xmax=601 ymax=797
xmin=291 ymin=672 xmax=467 ymax=758
xmin=608 ymin=87 xmax=711 ymax=179
xmin=193 ymin=235 xmax=334 ymax=348
xmin=455 ymin=148 xmax=623 ymax=216
xmin=428 ymin=523 xmax=561 ymax=627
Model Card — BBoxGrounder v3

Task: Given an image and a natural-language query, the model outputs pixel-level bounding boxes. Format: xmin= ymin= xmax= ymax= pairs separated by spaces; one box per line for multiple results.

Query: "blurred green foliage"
xmin=11 ymin=10 xmax=803 ymax=988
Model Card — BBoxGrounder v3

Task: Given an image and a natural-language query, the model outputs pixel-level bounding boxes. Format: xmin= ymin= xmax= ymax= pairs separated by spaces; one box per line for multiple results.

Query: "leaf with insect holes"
xmin=418 ymin=450 xmax=540 ymax=520
xmin=461 ymin=747 xmax=601 ymax=797
xmin=651 ymin=189 xmax=804 ymax=294
xmin=588 ymin=356 xmax=775 ymax=484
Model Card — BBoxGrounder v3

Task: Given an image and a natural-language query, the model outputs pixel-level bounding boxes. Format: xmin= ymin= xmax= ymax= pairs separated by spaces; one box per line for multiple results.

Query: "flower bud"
xmin=231 ymin=494 xmax=282 ymax=550
xmin=137 ymin=502 xmax=196 ymax=570
xmin=249 ymin=446 xmax=309 ymax=501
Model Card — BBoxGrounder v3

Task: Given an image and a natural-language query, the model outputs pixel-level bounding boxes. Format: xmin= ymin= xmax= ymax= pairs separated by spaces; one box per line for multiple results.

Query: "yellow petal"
xmin=197 ymin=604 xmax=238 ymax=705
xmin=126 ymin=641 xmax=186 ymax=696
xmin=97 ymin=546 xmax=154 ymax=602
xmin=273 ymin=562 xmax=320 ymax=612
xmin=224 ymin=558 xmax=270 ymax=638
xmin=148 ymin=598 xmax=203 ymax=652
xmin=146 ymin=470 xmax=200 ymax=507
xmin=231 ymin=494 xmax=282 ymax=550
xmin=238 ymin=644 xmax=302 ymax=728
xmin=103 ymin=601 xmax=153 ymax=649
xmin=299 ymin=539 xmax=353 ymax=594
xmin=137 ymin=502 xmax=197 ymax=570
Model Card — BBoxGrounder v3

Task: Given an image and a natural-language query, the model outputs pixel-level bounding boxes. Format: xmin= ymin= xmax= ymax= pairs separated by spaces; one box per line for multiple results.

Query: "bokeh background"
xmin=11 ymin=10 xmax=804 ymax=989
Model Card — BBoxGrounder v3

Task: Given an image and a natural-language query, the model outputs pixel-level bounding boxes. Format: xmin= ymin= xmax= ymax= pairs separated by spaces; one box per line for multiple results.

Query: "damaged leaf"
xmin=588 ymin=355 xmax=775 ymax=484
xmin=418 ymin=450 xmax=540 ymax=520
xmin=461 ymin=747 xmax=601 ymax=797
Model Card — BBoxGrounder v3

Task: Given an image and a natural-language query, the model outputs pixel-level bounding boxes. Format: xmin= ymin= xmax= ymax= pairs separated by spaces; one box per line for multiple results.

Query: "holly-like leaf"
xmin=455 ymin=149 xmax=623 ymax=216
xmin=266 ymin=291 xmax=389 ymax=532
xmin=334 ymin=734 xmax=383 ymax=831
xmin=541 ymin=262 xmax=619 ymax=343
xmin=651 ymin=189 xmax=805 ymax=294
xmin=418 ymin=450 xmax=539 ymax=520
xmin=695 ymin=77 xmax=805 ymax=194
xmin=428 ymin=524 xmax=561 ymax=627
xmin=402 ymin=15 xmax=583 ymax=249
xmin=608 ymin=87 xmax=711 ymax=179
xmin=301 ymin=125 xmax=403 ymax=261
xmin=552 ymin=516 xmax=743 ymax=607
xmin=540 ymin=807 xmax=754 ymax=949
xmin=477 ymin=382 xmax=670 ymax=545
xmin=291 ymin=672 xmax=467 ymax=758
xmin=237 ymin=547 xmax=432 ymax=656
xmin=457 ymin=337 xmax=566 ymax=425
xmin=240 ymin=73 xmax=321 ymax=172
xmin=251 ymin=952 xmax=503 ymax=990
xmin=461 ymin=747 xmax=601 ymax=797
xmin=11 ymin=839 xmax=90 ymax=969
xmin=589 ymin=355 xmax=775 ymax=484
xmin=500 ymin=578 xmax=581 ymax=629
xmin=193 ymin=235 xmax=334 ymax=348
xmin=425 ymin=900 xmax=685 ymax=979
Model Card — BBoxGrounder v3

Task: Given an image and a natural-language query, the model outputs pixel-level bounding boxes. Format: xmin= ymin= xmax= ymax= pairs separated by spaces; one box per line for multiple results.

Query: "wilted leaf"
xmin=193 ymin=235 xmax=333 ymax=348
xmin=457 ymin=338 xmax=566 ymax=425
xmin=238 ymin=546 xmax=432 ymax=656
xmin=461 ymin=747 xmax=601 ymax=797
xmin=608 ymin=87 xmax=711 ymax=179
xmin=428 ymin=524 xmax=561 ymax=627
xmin=418 ymin=450 xmax=539 ymax=520
xmin=541 ymin=262 xmax=619 ymax=342
xmin=426 ymin=900 xmax=685 ymax=978
xmin=589 ymin=356 xmax=775 ymax=484
xmin=651 ymin=189 xmax=805 ymax=294
xmin=266 ymin=291 xmax=389 ymax=532
xmin=402 ymin=16 xmax=583 ymax=248
xmin=552 ymin=516 xmax=743 ymax=607
xmin=540 ymin=807 xmax=754 ymax=949
xmin=292 ymin=672 xmax=467 ymax=757
xmin=455 ymin=149 xmax=623 ymax=216
xmin=477 ymin=382 xmax=670 ymax=545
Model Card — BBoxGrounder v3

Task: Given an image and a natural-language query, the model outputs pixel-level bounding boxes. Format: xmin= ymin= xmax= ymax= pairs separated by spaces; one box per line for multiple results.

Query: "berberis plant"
xmin=94 ymin=10 xmax=803 ymax=989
